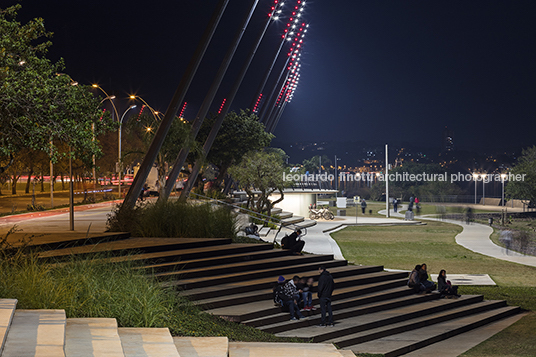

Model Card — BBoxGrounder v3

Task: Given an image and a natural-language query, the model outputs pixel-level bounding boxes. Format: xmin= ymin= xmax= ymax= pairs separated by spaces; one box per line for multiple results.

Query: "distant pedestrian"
xmin=500 ymin=230 xmax=513 ymax=255
xmin=393 ymin=199 xmax=398 ymax=213
xmin=317 ymin=266 xmax=334 ymax=327
xmin=361 ymin=199 xmax=367 ymax=214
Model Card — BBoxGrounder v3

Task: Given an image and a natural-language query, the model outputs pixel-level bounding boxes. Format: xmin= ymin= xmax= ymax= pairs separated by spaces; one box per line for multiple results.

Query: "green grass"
xmin=332 ymin=221 xmax=536 ymax=287
xmin=0 ymin=242 xmax=301 ymax=342
xmin=332 ymin=221 xmax=536 ymax=356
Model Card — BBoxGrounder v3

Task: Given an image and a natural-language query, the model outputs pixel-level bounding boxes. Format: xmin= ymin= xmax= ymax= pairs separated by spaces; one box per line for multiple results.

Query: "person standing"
xmin=393 ymin=199 xmax=398 ymax=213
xmin=360 ymin=199 xmax=367 ymax=214
xmin=317 ymin=266 xmax=334 ymax=327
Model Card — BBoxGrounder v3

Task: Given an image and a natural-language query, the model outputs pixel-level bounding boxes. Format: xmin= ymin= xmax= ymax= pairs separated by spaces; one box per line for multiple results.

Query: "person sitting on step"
xmin=418 ymin=263 xmax=436 ymax=293
xmin=282 ymin=229 xmax=305 ymax=255
xmin=280 ymin=275 xmax=306 ymax=321
xmin=437 ymin=269 xmax=461 ymax=298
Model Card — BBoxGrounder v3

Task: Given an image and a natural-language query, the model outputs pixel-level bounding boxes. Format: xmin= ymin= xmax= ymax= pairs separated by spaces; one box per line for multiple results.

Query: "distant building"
xmin=442 ymin=127 xmax=454 ymax=152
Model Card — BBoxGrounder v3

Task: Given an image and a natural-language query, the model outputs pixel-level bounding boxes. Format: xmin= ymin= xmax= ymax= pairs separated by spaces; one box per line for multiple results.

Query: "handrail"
xmin=186 ymin=192 xmax=307 ymax=242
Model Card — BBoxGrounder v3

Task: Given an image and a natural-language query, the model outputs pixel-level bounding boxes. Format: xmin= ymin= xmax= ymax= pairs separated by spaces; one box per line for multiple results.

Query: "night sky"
xmin=8 ymin=1 xmax=536 ymax=152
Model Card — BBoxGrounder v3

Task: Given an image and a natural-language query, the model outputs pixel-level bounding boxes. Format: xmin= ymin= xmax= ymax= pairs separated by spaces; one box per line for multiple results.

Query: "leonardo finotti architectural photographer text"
xmin=283 ymin=172 xmax=526 ymax=183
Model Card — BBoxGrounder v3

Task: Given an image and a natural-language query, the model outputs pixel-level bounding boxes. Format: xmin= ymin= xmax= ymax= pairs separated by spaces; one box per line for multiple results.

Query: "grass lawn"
xmin=332 ymin=221 xmax=536 ymax=356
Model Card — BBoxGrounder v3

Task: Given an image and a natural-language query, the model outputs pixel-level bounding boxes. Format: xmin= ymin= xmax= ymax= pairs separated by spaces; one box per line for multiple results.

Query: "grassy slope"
xmin=332 ymin=221 xmax=536 ymax=356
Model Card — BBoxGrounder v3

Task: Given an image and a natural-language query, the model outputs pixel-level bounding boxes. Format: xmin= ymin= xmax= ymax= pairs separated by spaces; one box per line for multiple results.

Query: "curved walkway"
xmin=379 ymin=206 xmax=536 ymax=268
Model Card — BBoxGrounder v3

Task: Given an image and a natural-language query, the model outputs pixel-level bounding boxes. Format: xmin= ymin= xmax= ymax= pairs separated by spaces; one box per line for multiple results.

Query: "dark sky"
xmin=8 ymin=0 xmax=536 ymax=152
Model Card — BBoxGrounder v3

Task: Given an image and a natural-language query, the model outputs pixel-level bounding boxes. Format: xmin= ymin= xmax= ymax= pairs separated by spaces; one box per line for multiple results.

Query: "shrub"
xmin=107 ymin=200 xmax=238 ymax=239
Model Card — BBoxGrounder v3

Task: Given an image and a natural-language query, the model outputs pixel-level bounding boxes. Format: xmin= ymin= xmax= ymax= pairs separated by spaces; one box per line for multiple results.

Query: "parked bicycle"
xmin=309 ymin=204 xmax=334 ymax=220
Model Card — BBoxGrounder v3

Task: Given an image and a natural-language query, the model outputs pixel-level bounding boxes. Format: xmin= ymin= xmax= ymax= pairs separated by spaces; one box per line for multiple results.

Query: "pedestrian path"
xmin=379 ymin=206 xmax=536 ymax=268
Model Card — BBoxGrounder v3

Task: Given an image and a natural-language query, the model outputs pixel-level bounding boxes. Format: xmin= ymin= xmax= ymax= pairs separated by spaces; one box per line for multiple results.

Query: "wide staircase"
xmin=5 ymin=232 xmax=521 ymax=356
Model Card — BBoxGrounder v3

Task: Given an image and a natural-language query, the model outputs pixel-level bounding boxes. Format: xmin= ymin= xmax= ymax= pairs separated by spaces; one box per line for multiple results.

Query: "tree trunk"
xmin=61 ymin=174 xmax=65 ymax=190
xmin=40 ymin=172 xmax=45 ymax=192
xmin=25 ymin=168 xmax=33 ymax=194
xmin=11 ymin=175 xmax=19 ymax=194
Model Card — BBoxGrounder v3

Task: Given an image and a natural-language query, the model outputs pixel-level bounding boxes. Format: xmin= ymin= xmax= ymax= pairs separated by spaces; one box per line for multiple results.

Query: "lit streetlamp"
xmin=501 ymin=173 xmax=507 ymax=207
xmin=481 ymin=173 xmax=487 ymax=205
xmin=118 ymin=105 xmax=137 ymax=197
xmin=473 ymin=173 xmax=479 ymax=204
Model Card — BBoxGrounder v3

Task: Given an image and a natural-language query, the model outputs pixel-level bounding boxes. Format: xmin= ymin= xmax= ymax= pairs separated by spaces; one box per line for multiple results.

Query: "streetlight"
xmin=481 ymin=173 xmax=487 ymax=205
xmin=501 ymin=173 xmax=507 ymax=207
xmin=334 ymin=155 xmax=341 ymax=197
xmin=473 ymin=173 xmax=479 ymax=204
xmin=118 ymin=105 xmax=137 ymax=197
xmin=129 ymin=95 xmax=161 ymax=121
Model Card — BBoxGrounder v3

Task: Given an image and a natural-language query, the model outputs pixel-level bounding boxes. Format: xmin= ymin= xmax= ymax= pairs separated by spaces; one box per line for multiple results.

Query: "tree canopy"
xmin=0 ymin=5 xmax=112 ymax=163
xmin=229 ymin=150 xmax=286 ymax=215
xmin=506 ymin=146 xmax=536 ymax=204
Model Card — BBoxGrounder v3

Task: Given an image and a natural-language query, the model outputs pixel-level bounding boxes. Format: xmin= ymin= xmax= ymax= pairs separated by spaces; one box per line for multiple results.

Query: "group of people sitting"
xmin=408 ymin=263 xmax=461 ymax=298
xmin=273 ymin=275 xmax=315 ymax=320
xmin=273 ymin=266 xmax=335 ymax=326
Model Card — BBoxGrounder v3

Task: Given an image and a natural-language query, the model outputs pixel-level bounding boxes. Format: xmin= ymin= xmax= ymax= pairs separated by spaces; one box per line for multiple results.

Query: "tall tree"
xmin=198 ymin=110 xmax=273 ymax=188
xmin=229 ymin=150 xmax=286 ymax=216
xmin=507 ymin=146 xmax=536 ymax=205
xmin=0 ymin=5 xmax=112 ymax=164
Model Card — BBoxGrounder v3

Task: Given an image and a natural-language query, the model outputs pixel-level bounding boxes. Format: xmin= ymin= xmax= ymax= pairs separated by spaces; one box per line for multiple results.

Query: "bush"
xmin=107 ymin=200 xmax=238 ymax=239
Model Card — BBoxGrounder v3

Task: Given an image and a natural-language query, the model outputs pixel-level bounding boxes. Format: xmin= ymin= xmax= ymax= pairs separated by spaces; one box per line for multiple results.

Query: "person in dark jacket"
xmin=317 ymin=266 xmax=334 ymax=326
xmin=437 ymin=269 xmax=460 ymax=298
xmin=282 ymin=229 xmax=305 ymax=255
xmin=418 ymin=263 xmax=436 ymax=293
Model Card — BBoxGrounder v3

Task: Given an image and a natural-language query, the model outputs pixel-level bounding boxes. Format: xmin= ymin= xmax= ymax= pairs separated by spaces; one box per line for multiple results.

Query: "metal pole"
xmin=121 ymin=0 xmax=229 ymax=210
xmin=474 ymin=175 xmax=477 ymax=204
xmin=335 ymin=155 xmax=338 ymax=197
xmin=177 ymin=3 xmax=273 ymax=201
xmin=118 ymin=105 xmax=136 ymax=199
xmin=69 ymin=147 xmax=74 ymax=231
xmin=92 ymin=123 xmax=96 ymax=202
xmin=50 ymin=140 xmax=54 ymax=208
xmin=162 ymin=0 xmax=259 ymax=200
xmin=385 ymin=144 xmax=389 ymax=218
xmin=482 ymin=175 xmax=485 ymax=205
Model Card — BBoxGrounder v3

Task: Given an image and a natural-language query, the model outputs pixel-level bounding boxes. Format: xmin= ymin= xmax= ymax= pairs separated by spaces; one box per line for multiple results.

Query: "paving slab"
xmin=173 ymin=336 xmax=228 ymax=357
xmin=338 ymin=350 xmax=356 ymax=357
xmin=385 ymin=269 xmax=497 ymax=286
xmin=0 ymin=299 xmax=17 ymax=354
xmin=2 ymin=309 xmax=66 ymax=357
xmin=228 ymin=341 xmax=343 ymax=357
xmin=65 ymin=318 xmax=124 ymax=357
xmin=118 ymin=327 xmax=180 ymax=357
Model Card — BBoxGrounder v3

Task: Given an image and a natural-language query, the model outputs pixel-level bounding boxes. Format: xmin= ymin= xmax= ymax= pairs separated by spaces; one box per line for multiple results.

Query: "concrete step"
xmin=275 ymin=295 xmax=486 ymax=341
xmin=228 ymin=341 xmax=345 ymax=357
xmin=199 ymin=272 xmax=412 ymax=312
xmin=114 ymin=242 xmax=275 ymax=265
xmin=155 ymin=254 xmax=337 ymax=280
xmin=0 ymin=299 xmax=17 ymax=355
xmin=38 ymin=237 xmax=233 ymax=260
xmin=324 ymin=298 xmax=506 ymax=348
xmin=258 ymin=226 xmax=271 ymax=237
xmin=168 ymin=256 xmax=347 ymax=290
xmin=173 ymin=336 xmax=228 ymax=357
xmin=345 ymin=305 xmax=520 ymax=357
xmin=281 ymin=216 xmax=304 ymax=226
xmin=277 ymin=211 xmax=294 ymax=219
xmin=4 ymin=232 xmax=130 ymax=251
xmin=271 ymin=207 xmax=283 ymax=215
xmin=294 ymin=219 xmax=317 ymax=229
xmin=262 ymin=292 xmax=440 ymax=335
xmin=118 ymin=327 xmax=180 ymax=357
xmin=339 ymin=350 xmax=357 ymax=357
xmin=65 ymin=318 xmax=124 ymax=357
xmin=141 ymin=248 xmax=289 ymax=273
xmin=2 ymin=309 xmax=66 ymax=357
xmin=182 ymin=265 xmax=385 ymax=300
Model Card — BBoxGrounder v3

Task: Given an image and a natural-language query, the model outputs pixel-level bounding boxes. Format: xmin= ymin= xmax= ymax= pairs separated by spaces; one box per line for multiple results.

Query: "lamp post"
xmin=118 ymin=105 xmax=137 ymax=198
xmin=473 ymin=173 xmax=478 ymax=204
xmin=481 ymin=173 xmax=487 ymax=205
xmin=501 ymin=173 xmax=507 ymax=207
